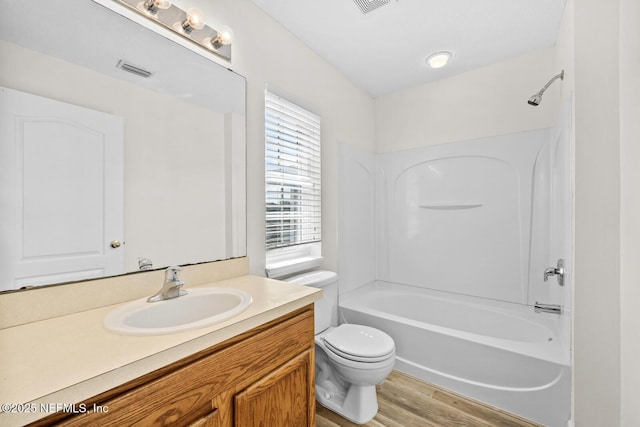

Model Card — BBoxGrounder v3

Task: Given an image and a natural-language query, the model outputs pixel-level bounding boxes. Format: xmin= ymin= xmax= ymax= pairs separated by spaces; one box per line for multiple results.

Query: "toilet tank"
xmin=284 ymin=270 xmax=337 ymax=333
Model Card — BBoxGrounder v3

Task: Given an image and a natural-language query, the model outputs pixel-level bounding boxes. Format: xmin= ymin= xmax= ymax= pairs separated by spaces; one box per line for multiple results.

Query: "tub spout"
xmin=534 ymin=302 xmax=562 ymax=314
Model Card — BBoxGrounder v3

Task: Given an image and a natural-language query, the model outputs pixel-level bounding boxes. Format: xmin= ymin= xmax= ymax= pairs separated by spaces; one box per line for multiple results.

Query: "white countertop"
xmin=0 ymin=275 xmax=321 ymax=426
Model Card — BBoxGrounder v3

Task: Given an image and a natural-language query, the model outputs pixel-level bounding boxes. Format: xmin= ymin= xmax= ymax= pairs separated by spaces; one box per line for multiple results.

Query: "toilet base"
xmin=316 ymin=381 xmax=378 ymax=424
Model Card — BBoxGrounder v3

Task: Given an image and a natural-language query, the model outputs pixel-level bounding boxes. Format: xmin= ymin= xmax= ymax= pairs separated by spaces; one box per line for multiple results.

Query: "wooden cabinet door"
xmin=235 ymin=350 xmax=314 ymax=427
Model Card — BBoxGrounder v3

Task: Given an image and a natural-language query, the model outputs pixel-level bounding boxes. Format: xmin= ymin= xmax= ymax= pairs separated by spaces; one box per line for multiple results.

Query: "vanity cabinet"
xmin=31 ymin=305 xmax=315 ymax=427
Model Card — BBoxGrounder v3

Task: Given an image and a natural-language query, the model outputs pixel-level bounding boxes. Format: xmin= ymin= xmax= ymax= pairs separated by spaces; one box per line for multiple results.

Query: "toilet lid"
xmin=323 ymin=324 xmax=395 ymax=362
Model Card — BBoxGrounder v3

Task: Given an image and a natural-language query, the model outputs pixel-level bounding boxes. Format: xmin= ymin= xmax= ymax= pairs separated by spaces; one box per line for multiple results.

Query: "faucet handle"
xmin=165 ymin=265 xmax=182 ymax=281
xmin=164 ymin=266 xmax=186 ymax=299
xmin=543 ymin=259 xmax=564 ymax=286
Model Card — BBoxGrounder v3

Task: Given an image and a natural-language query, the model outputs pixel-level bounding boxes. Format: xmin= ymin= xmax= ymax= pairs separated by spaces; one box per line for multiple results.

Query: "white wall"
xmin=568 ymin=0 xmax=624 ymax=425
xmin=175 ymin=0 xmax=376 ymax=276
xmin=619 ymin=0 xmax=640 ymax=425
xmin=374 ymin=47 xmax=560 ymax=152
xmin=557 ymin=0 xmax=640 ymax=425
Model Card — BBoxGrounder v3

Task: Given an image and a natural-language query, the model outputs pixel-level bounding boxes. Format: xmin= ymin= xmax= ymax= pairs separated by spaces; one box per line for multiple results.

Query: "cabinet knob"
xmin=110 ymin=240 xmax=122 ymax=248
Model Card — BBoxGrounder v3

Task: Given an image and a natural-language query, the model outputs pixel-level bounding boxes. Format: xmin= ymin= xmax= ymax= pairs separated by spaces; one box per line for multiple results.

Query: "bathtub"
xmin=339 ymin=281 xmax=571 ymax=427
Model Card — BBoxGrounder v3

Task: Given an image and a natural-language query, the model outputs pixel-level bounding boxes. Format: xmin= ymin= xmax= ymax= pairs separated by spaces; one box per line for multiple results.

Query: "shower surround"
xmin=338 ymin=126 xmax=572 ymax=426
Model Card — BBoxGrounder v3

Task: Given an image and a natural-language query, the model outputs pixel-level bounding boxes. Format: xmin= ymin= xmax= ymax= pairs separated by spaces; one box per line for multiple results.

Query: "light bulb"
xmin=140 ymin=0 xmax=171 ymax=15
xmin=216 ymin=26 xmax=233 ymax=45
xmin=182 ymin=8 xmax=205 ymax=32
xmin=152 ymin=0 xmax=171 ymax=9
xmin=210 ymin=25 xmax=233 ymax=49
xmin=426 ymin=51 xmax=452 ymax=69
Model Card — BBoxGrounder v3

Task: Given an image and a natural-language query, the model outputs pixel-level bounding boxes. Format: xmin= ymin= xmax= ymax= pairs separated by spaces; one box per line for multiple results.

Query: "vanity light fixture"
xmin=426 ymin=51 xmax=452 ymax=69
xmin=116 ymin=0 xmax=233 ymax=60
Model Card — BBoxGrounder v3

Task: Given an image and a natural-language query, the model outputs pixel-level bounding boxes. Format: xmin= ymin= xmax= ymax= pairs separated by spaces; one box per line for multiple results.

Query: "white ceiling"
xmin=251 ymin=0 xmax=567 ymax=98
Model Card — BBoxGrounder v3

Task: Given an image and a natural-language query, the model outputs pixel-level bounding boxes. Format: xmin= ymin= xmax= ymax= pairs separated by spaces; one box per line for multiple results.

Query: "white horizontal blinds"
xmin=265 ymin=91 xmax=321 ymax=250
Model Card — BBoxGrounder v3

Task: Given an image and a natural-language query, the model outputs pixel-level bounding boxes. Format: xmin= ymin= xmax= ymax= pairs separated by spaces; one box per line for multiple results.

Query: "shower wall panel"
xmin=377 ymin=129 xmax=550 ymax=304
xmin=338 ymin=143 xmax=377 ymax=295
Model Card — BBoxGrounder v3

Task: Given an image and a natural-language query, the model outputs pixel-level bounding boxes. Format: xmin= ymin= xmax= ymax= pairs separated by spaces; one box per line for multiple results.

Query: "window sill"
xmin=265 ymin=256 xmax=323 ymax=279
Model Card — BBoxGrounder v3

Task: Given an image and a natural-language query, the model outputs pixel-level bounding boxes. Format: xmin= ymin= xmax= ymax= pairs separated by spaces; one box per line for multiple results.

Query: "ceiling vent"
xmin=116 ymin=60 xmax=153 ymax=78
xmin=353 ymin=0 xmax=390 ymax=14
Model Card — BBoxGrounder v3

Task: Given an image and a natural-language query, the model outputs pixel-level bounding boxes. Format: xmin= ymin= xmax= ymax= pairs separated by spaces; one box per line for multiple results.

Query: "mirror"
xmin=0 ymin=0 xmax=246 ymax=292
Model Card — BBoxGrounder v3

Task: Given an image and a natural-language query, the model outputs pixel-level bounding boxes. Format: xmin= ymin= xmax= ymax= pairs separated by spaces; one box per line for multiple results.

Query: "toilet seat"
xmin=323 ymin=324 xmax=395 ymax=363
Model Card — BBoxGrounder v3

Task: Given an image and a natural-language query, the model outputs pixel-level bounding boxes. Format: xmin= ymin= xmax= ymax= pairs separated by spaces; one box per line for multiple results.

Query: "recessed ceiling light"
xmin=426 ymin=51 xmax=452 ymax=69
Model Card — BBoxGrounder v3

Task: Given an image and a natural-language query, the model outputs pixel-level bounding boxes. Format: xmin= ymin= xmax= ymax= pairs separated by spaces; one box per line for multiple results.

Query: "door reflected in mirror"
xmin=0 ymin=0 xmax=246 ymax=292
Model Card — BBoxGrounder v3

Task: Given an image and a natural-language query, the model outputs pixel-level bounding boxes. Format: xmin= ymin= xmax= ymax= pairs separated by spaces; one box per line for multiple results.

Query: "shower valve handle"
xmin=543 ymin=259 xmax=565 ymax=286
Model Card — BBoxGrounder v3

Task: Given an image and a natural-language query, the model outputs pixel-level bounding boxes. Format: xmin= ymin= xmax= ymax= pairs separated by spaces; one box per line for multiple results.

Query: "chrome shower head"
xmin=528 ymin=92 xmax=543 ymax=106
xmin=527 ymin=70 xmax=564 ymax=106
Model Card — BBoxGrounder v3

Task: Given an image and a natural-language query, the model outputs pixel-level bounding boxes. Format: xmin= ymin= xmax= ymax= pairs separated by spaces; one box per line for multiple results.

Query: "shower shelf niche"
xmin=418 ymin=202 xmax=484 ymax=210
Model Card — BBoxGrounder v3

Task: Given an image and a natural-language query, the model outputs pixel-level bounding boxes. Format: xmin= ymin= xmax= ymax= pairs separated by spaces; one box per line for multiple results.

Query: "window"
xmin=265 ymin=91 xmax=321 ymax=260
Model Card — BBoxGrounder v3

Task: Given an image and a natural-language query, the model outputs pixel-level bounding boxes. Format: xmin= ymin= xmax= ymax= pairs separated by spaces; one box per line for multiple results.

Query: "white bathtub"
xmin=339 ymin=281 xmax=571 ymax=427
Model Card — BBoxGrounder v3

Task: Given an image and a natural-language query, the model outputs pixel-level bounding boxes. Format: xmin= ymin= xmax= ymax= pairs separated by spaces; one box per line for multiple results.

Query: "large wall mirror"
xmin=0 ymin=0 xmax=246 ymax=292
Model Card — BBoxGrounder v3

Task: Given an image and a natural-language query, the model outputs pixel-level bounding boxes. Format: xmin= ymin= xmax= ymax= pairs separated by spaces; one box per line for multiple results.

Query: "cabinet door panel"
xmin=183 ymin=392 xmax=236 ymax=427
xmin=235 ymin=351 xmax=313 ymax=427
xmin=188 ymin=408 xmax=219 ymax=427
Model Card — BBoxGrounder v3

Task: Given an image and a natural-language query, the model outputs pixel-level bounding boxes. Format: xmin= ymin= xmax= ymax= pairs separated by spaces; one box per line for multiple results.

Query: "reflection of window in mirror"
xmin=264 ymin=91 xmax=322 ymax=278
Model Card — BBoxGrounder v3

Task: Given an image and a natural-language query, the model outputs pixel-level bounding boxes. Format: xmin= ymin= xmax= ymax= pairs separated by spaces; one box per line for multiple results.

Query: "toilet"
xmin=285 ymin=270 xmax=395 ymax=424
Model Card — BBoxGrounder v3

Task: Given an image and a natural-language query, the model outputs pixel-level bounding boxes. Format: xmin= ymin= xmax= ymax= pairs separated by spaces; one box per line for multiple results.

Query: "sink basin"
xmin=104 ymin=288 xmax=252 ymax=335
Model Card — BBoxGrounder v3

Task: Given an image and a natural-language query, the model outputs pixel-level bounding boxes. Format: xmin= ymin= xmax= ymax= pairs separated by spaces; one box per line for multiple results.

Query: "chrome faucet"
xmin=147 ymin=266 xmax=187 ymax=302
xmin=544 ymin=259 xmax=565 ymax=286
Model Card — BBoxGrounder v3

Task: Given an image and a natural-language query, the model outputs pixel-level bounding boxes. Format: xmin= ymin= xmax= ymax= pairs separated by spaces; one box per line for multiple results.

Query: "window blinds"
xmin=265 ymin=91 xmax=321 ymax=250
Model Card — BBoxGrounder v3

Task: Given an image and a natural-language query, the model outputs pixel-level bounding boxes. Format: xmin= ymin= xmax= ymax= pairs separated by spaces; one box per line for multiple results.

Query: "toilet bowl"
xmin=315 ymin=324 xmax=395 ymax=423
xmin=284 ymin=270 xmax=395 ymax=424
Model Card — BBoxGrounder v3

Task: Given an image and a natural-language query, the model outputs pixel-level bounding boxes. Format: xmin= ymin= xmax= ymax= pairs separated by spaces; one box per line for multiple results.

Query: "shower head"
xmin=527 ymin=92 xmax=543 ymax=106
xmin=527 ymin=70 xmax=564 ymax=106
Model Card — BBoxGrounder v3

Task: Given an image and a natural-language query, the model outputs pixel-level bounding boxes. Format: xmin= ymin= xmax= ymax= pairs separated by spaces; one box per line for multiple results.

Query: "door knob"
xmin=110 ymin=240 xmax=122 ymax=248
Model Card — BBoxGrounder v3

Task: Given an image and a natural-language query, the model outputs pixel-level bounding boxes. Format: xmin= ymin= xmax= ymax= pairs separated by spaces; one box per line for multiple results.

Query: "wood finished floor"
xmin=316 ymin=371 xmax=542 ymax=427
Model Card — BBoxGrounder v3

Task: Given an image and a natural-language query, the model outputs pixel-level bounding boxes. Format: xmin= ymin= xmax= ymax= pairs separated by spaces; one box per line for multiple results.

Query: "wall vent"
xmin=116 ymin=60 xmax=153 ymax=78
xmin=353 ymin=0 xmax=390 ymax=14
